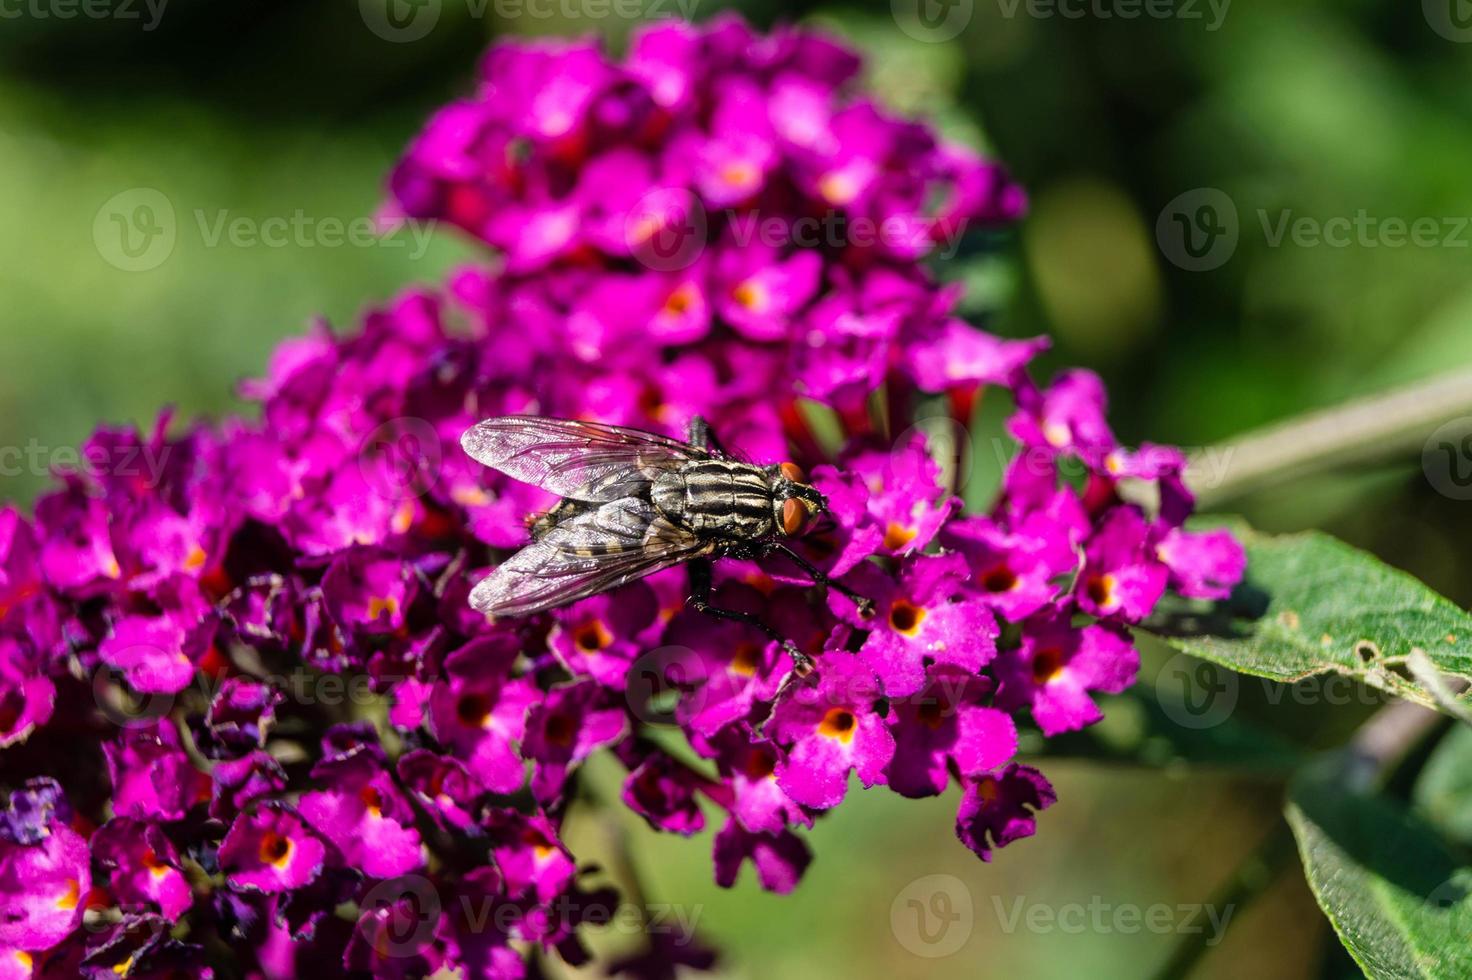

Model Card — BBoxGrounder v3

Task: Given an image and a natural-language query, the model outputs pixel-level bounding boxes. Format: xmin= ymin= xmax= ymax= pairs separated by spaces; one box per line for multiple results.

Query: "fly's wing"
xmin=470 ymin=497 xmax=710 ymax=617
xmin=461 ymin=415 xmax=706 ymax=502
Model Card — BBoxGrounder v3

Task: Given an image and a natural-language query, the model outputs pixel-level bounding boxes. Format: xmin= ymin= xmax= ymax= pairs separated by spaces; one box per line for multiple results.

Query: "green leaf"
xmin=1413 ymin=725 xmax=1472 ymax=847
xmin=1143 ymin=523 xmax=1472 ymax=714
xmin=1286 ymin=763 xmax=1472 ymax=979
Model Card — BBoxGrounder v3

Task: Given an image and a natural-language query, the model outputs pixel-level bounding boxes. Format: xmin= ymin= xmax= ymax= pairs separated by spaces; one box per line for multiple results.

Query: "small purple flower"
xmin=886 ymin=669 xmax=1017 ymax=799
xmin=549 ymin=583 xmax=658 ymax=688
xmin=0 ymin=640 xmax=53 ymax=750
xmin=994 ymin=611 xmax=1139 ymax=736
xmin=397 ymin=749 xmax=479 ymax=832
xmin=955 ymin=764 xmax=1056 ymax=861
xmin=522 ymin=680 xmax=627 ymax=804
xmin=194 ymin=677 xmax=282 ymax=759
xmin=98 ymin=576 xmax=214 ymax=695
xmin=843 ymin=433 xmax=958 ymax=558
xmin=485 ymin=808 xmax=576 ymax=907
xmin=941 ymin=515 xmax=1070 ymax=623
xmin=622 ymin=750 xmax=707 ymax=837
xmin=218 ymin=805 xmax=327 ymax=894
xmin=770 ymin=655 xmax=893 ymax=809
xmin=847 ymin=554 xmax=998 ymax=698
xmin=426 ymin=635 xmax=532 ymax=794
xmin=105 ymin=721 xmax=209 ymax=822
xmin=711 ymin=819 xmax=810 ymax=895
xmin=1009 ymin=370 xmax=1115 ymax=462
xmin=708 ymin=727 xmax=809 ymax=835
xmin=1154 ymin=526 xmax=1247 ymax=600
xmin=1076 ymin=507 xmax=1168 ymax=622
xmin=299 ymin=750 xmax=424 ymax=879
xmin=209 ymin=750 xmax=287 ymax=822
xmin=91 ymin=819 xmax=193 ymax=920
xmin=0 ymin=813 xmax=90 ymax=952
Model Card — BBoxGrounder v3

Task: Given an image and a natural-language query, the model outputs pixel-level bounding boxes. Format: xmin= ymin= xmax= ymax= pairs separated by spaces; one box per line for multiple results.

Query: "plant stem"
xmin=1184 ymin=366 xmax=1472 ymax=507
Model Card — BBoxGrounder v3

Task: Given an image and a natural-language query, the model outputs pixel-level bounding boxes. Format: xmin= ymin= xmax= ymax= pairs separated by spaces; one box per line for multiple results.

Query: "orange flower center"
xmin=663 ymin=282 xmax=697 ymax=316
xmin=883 ymin=522 xmax=918 ymax=551
xmin=731 ymin=279 xmax=768 ymax=312
xmin=976 ymin=775 xmax=1000 ymax=804
xmin=888 ymin=599 xmax=927 ymax=637
xmin=258 ymin=831 xmax=294 ymax=869
xmin=360 ymin=785 xmax=384 ymax=818
xmin=56 ymin=878 xmax=81 ymax=910
xmin=1085 ymin=573 xmax=1117 ymax=610
xmin=573 ymin=619 xmax=614 ymax=654
xmin=818 ymin=707 xmax=857 ymax=743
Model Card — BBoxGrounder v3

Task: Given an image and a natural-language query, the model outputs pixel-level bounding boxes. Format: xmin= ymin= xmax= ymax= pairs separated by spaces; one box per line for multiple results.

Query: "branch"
xmin=1183 ymin=366 xmax=1472 ymax=508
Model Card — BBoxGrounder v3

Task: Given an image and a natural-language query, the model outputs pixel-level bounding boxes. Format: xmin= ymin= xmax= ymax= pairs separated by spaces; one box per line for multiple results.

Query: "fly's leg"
xmin=765 ymin=543 xmax=876 ymax=620
xmin=687 ymin=415 xmax=733 ymax=458
xmin=687 ymin=559 xmax=813 ymax=675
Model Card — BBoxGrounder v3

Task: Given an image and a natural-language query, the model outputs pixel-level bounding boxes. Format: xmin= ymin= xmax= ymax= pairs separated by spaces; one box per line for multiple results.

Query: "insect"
xmin=460 ymin=415 xmax=874 ymax=671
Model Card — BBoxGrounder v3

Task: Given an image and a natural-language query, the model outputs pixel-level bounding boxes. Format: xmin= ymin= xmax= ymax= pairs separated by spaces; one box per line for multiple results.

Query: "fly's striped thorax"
xmin=670 ymin=459 xmax=775 ymax=539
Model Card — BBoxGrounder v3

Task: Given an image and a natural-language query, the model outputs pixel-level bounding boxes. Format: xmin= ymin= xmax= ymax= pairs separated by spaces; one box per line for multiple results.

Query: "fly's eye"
xmin=779 ymin=462 xmax=805 ymax=483
xmin=781 ymin=498 xmax=806 ymax=536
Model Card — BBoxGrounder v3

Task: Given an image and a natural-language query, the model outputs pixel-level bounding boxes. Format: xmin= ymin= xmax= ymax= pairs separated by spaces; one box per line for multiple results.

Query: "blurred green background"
xmin=3 ymin=0 xmax=1470 ymax=977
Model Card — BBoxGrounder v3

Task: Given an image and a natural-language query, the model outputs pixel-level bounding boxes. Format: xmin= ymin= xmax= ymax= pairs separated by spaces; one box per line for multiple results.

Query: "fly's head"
xmin=772 ymin=462 xmax=825 ymax=537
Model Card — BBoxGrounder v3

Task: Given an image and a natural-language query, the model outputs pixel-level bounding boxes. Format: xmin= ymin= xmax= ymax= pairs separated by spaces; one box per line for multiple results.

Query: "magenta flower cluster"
xmin=0 ymin=16 xmax=1244 ymax=979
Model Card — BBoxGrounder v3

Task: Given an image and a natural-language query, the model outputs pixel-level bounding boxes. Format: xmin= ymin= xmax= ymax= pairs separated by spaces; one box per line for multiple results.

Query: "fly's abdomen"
xmin=673 ymin=460 xmax=774 ymax=539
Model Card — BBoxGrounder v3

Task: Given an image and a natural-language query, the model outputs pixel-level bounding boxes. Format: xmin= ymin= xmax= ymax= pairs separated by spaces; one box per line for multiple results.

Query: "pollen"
xmin=888 ymin=599 xmax=927 ymax=637
xmin=183 ymin=544 xmax=208 ymax=573
xmin=883 ymin=522 xmax=917 ymax=551
xmin=367 ymin=595 xmax=400 ymax=622
xmin=720 ymin=161 xmax=759 ymax=191
xmin=817 ymin=707 xmax=857 ymax=742
xmin=1042 ymin=419 xmax=1072 ymax=448
xmin=731 ymin=279 xmax=769 ymax=313
xmin=56 ymin=877 xmax=81 ymax=910
xmin=818 ymin=171 xmax=858 ymax=206
xmin=574 ymin=619 xmax=614 ymax=653
xmin=662 ymin=281 xmax=698 ymax=316
xmin=360 ymin=784 xmax=385 ymax=818
xmin=141 ymin=848 xmax=171 ymax=880
xmin=258 ymin=831 xmax=294 ymax=870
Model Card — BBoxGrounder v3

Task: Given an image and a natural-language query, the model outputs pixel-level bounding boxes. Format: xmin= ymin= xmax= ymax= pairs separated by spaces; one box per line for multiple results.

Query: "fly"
xmin=459 ymin=415 xmax=874 ymax=671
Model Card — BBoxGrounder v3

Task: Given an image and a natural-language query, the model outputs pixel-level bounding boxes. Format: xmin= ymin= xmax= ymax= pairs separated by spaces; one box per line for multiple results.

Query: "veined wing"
xmin=461 ymin=415 xmax=706 ymax=502
xmin=470 ymin=497 xmax=711 ymax=617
